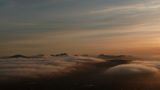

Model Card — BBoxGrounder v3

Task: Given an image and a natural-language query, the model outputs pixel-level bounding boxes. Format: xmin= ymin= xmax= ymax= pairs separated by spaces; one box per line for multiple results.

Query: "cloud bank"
xmin=106 ymin=64 xmax=159 ymax=75
xmin=1 ymin=56 xmax=160 ymax=90
xmin=0 ymin=56 xmax=104 ymax=81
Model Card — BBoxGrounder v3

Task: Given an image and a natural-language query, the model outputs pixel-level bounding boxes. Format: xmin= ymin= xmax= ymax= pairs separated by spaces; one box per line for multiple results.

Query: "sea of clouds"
xmin=1 ymin=56 xmax=160 ymax=90
xmin=0 ymin=56 xmax=103 ymax=80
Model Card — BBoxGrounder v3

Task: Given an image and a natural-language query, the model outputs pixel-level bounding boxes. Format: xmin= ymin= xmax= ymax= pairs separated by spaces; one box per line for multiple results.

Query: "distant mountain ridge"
xmin=9 ymin=55 xmax=28 ymax=58
xmin=0 ymin=54 xmax=45 ymax=59
xmin=51 ymin=53 xmax=69 ymax=56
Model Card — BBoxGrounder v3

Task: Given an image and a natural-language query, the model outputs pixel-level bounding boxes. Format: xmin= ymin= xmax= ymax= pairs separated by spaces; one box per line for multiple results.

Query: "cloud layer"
xmin=0 ymin=56 xmax=104 ymax=80
xmin=106 ymin=64 xmax=159 ymax=75
xmin=1 ymin=56 xmax=160 ymax=90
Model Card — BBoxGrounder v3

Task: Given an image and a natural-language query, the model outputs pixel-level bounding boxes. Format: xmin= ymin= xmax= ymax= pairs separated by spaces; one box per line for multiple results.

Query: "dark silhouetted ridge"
xmin=10 ymin=54 xmax=28 ymax=58
xmin=51 ymin=53 xmax=69 ymax=56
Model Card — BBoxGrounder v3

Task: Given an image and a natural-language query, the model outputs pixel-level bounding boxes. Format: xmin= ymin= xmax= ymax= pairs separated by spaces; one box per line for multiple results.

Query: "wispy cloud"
xmin=89 ymin=1 xmax=160 ymax=14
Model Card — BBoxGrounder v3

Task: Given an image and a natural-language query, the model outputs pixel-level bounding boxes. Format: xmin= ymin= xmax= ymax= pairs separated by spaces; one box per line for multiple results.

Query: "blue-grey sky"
xmin=1 ymin=0 xmax=160 ymax=56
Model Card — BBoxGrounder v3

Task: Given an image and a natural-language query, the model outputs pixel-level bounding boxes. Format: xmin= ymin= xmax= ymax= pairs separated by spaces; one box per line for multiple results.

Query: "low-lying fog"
xmin=1 ymin=55 xmax=160 ymax=90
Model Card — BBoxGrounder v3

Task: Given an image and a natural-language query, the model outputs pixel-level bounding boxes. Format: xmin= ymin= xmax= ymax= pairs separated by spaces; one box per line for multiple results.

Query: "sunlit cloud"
xmin=106 ymin=64 xmax=159 ymax=75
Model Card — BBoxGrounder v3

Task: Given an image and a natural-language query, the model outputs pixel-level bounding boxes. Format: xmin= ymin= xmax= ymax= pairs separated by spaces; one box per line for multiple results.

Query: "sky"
xmin=1 ymin=0 xmax=160 ymax=56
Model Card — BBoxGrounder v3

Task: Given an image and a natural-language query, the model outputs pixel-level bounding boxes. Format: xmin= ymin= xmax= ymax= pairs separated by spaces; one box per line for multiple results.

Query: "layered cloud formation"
xmin=0 ymin=56 xmax=103 ymax=81
xmin=1 ymin=56 xmax=160 ymax=90
xmin=106 ymin=64 xmax=159 ymax=75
